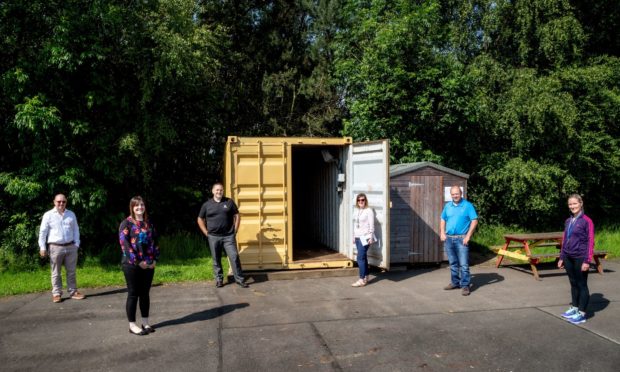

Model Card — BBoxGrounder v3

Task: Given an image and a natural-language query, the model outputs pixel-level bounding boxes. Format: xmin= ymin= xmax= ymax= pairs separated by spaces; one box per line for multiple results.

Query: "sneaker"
xmin=561 ymin=307 xmax=578 ymax=319
xmin=461 ymin=286 xmax=471 ymax=296
xmin=363 ymin=276 xmax=369 ymax=284
xmin=444 ymin=283 xmax=459 ymax=290
xmin=52 ymin=295 xmax=62 ymax=303
xmin=70 ymin=291 xmax=85 ymax=300
xmin=351 ymin=279 xmax=366 ymax=287
xmin=567 ymin=313 xmax=586 ymax=324
xmin=215 ymin=280 xmax=224 ymax=288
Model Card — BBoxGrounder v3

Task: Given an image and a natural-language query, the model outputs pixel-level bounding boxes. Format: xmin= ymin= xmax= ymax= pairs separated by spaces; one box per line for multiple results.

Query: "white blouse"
xmin=353 ymin=207 xmax=375 ymax=238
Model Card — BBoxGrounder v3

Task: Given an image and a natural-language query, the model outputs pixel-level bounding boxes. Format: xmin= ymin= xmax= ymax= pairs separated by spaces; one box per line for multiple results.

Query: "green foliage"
xmin=158 ymin=232 xmax=210 ymax=262
xmin=0 ymin=213 xmax=39 ymax=272
xmin=1 ymin=0 xmax=620 ymax=272
xmin=476 ymin=157 xmax=578 ymax=226
xmin=335 ymin=0 xmax=449 ymax=162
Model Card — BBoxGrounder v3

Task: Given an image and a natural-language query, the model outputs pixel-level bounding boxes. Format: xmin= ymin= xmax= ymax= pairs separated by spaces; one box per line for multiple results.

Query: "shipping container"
xmin=224 ymin=136 xmax=390 ymax=270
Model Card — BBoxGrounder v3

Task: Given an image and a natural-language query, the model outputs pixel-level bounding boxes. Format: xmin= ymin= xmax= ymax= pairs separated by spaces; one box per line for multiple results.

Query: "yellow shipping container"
xmin=224 ymin=136 xmax=390 ymax=270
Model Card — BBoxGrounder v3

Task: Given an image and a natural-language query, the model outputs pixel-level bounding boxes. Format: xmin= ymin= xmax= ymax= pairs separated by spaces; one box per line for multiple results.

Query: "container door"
xmin=350 ymin=140 xmax=390 ymax=269
xmin=225 ymin=138 xmax=290 ymax=270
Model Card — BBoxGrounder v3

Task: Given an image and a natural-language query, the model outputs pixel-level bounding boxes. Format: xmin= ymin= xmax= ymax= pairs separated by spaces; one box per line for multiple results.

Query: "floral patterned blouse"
xmin=118 ymin=217 xmax=159 ymax=265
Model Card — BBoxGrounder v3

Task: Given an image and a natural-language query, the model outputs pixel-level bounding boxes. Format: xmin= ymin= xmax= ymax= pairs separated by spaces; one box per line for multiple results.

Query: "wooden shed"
xmin=390 ymin=162 xmax=469 ymax=264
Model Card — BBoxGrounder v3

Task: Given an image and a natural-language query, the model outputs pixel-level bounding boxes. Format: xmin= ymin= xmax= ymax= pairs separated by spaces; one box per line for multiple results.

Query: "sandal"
xmin=351 ymin=279 xmax=366 ymax=287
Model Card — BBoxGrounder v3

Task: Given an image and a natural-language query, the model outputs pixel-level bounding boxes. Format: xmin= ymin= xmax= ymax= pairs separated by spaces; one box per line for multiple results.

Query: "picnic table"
xmin=495 ymin=232 xmax=607 ymax=280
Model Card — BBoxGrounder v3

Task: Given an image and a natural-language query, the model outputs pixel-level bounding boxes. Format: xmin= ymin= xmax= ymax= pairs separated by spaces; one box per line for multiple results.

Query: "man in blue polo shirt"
xmin=440 ymin=186 xmax=478 ymax=296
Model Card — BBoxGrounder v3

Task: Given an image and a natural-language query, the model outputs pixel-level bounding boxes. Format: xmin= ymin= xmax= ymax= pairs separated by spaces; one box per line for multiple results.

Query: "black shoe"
xmin=142 ymin=325 xmax=156 ymax=333
xmin=215 ymin=280 xmax=224 ymax=288
xmin=129 ymin=328 xmax=148 ymax=336
xmin=236 ymin=281 xmax=249 ymax=288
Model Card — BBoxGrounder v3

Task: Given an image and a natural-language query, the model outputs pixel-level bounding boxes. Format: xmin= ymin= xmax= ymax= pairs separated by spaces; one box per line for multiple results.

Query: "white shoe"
xmin=351 ymin=279 xmax=366 ymax=287
xmin=363 ymin=276 xmax=369 ymax=284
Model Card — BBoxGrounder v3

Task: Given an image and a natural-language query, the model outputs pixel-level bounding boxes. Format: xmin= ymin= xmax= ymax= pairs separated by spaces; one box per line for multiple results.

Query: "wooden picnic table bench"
xmin=495 ymin=232 xmax=607 ymax=280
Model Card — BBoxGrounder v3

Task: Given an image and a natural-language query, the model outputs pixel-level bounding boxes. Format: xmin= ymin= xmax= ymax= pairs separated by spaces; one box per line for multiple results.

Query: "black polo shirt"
xmin=198 ymin=197 xmax=239 ymax=236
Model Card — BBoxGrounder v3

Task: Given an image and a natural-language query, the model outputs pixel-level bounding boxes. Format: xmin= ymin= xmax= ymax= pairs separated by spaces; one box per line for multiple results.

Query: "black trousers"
xmin=122 ymin=264 xmax=155 ymax=322
xmin=563 ymin=256 xmax=590 ymax=312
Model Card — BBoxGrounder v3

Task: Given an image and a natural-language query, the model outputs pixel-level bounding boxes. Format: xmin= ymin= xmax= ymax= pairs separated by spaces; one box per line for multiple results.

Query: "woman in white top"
xmin=352 ymin=193 xmax=375 ymax=287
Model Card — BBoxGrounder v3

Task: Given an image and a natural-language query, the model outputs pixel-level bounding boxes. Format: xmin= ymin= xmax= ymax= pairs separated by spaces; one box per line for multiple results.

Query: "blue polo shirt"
xmin=441 ymin=199 xmax=478 ymax=235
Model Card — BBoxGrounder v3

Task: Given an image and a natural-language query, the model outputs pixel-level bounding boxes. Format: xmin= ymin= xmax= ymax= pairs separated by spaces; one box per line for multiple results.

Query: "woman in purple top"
xmin=119 ymin=196 xmax=160 ymax=335
xmin=558 ymin=194 xmax=594 ymax=325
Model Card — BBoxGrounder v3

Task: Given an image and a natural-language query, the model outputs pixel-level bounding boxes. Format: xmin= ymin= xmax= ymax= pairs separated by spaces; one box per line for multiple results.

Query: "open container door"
xmin=350 ymin=140 xmax=390 ymax=270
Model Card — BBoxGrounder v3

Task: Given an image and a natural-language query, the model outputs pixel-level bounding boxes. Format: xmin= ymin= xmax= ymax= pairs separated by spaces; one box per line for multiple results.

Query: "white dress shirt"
xmin=38 ymin=208 xmax=80 ymax=251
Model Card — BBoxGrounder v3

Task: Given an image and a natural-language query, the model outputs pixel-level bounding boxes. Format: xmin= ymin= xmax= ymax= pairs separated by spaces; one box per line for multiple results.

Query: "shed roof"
xmin=390 ymin=162 xmax=469 ymax=179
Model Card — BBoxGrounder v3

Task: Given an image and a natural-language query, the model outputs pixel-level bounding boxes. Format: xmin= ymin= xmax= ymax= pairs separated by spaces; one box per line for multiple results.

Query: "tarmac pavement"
xmin=1 ymin=260 xmax=619 ymax=371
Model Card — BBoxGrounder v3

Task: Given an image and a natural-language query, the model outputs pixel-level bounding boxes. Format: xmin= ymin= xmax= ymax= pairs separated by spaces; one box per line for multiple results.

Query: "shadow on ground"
xmin=470 ymin=272 xmax=504 ymax=293
xmin=153 ymin=303 xmax=249 ymax=329
xmin=588 ymin=293 xmax=610 ymax=320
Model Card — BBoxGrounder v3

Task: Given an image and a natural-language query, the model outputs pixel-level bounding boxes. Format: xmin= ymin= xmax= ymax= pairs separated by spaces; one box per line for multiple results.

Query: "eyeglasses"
xmin=55 ymin=200 xmax=67 ymax=204
xmin=357 ymin=199 xmax=366 ymax=202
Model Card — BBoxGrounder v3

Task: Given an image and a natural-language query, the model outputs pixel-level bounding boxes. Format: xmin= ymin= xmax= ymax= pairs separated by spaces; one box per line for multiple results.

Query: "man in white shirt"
xmin=38 ymin=194 xmax=85 ymax=303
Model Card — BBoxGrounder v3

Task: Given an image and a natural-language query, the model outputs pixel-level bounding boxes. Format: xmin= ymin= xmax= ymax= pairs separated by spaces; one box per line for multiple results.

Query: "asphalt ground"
xmin=1 ymin=260 xmax=619 ymax=372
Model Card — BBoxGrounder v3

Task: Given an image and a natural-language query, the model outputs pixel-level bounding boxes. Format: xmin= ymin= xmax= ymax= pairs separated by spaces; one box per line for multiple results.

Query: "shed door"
xmin=409 ymin=175 xmax=443 ymax=263
xmin=350 ymin=140 xmax=390 ymax=269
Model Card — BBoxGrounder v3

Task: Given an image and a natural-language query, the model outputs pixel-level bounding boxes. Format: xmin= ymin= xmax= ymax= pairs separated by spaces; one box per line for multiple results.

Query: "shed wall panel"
xmin=390 ymin=165 xmax=468 ymax=264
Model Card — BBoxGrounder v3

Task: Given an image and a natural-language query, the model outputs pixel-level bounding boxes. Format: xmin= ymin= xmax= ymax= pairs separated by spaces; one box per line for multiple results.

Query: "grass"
xmin=596 ymin=225 xmax=620 ymax=256
xmin=2 ymin=226 xmax=619 ymax=297
xmin=0 ymin=233 xmax=228 ymax=297
xmin=471 ymin=224 xmax=620 ymax=258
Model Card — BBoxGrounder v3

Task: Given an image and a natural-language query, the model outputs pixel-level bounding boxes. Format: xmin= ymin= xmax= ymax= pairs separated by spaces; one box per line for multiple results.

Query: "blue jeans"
xmin=355 ymin=238 xmax=369 ymax=279
xmin=444 ymin=237 xmax=470 ymax=287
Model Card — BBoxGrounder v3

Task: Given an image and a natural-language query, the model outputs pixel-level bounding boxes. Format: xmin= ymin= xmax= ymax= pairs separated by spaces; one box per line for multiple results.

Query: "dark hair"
xmin=129 ymin=196 xmax=148 ymax=221
xmin=355 ymin=193 xmax=368 ymax=209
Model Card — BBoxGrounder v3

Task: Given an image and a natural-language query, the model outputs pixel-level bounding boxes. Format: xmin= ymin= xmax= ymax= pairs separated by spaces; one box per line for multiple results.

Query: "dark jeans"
xmin=354 ymin=238 xmax=369 ymax=279
xmin=122 ymin=264 xmax=155 ymax=322
xmin=563 ymin=256 xmax=590 ymax=312
xmin=207 ymin=234 xmax=244 ymax=283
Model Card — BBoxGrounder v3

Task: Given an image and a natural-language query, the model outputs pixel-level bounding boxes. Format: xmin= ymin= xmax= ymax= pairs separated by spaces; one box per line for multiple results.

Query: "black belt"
xmin=49 ymin=241 xmax=75 ymax=246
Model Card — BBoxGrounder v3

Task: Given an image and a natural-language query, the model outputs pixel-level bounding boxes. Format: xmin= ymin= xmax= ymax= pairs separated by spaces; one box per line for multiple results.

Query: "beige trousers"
xmin=49 ymin=244 xmax=78 ymax=296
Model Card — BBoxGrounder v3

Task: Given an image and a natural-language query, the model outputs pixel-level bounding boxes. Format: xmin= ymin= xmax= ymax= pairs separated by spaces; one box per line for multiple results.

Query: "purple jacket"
xmin=560 ymin=213 xmax=594 ymax=263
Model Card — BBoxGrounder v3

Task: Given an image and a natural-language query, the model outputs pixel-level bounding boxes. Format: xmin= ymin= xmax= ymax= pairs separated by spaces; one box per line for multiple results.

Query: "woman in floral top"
xmin=119 ymin=196 xmax=159 ymax=336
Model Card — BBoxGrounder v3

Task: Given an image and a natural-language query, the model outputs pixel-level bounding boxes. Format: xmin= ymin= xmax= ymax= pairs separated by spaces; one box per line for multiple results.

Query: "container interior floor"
xmin=291 ymin=241 xmax=349 ymax=262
